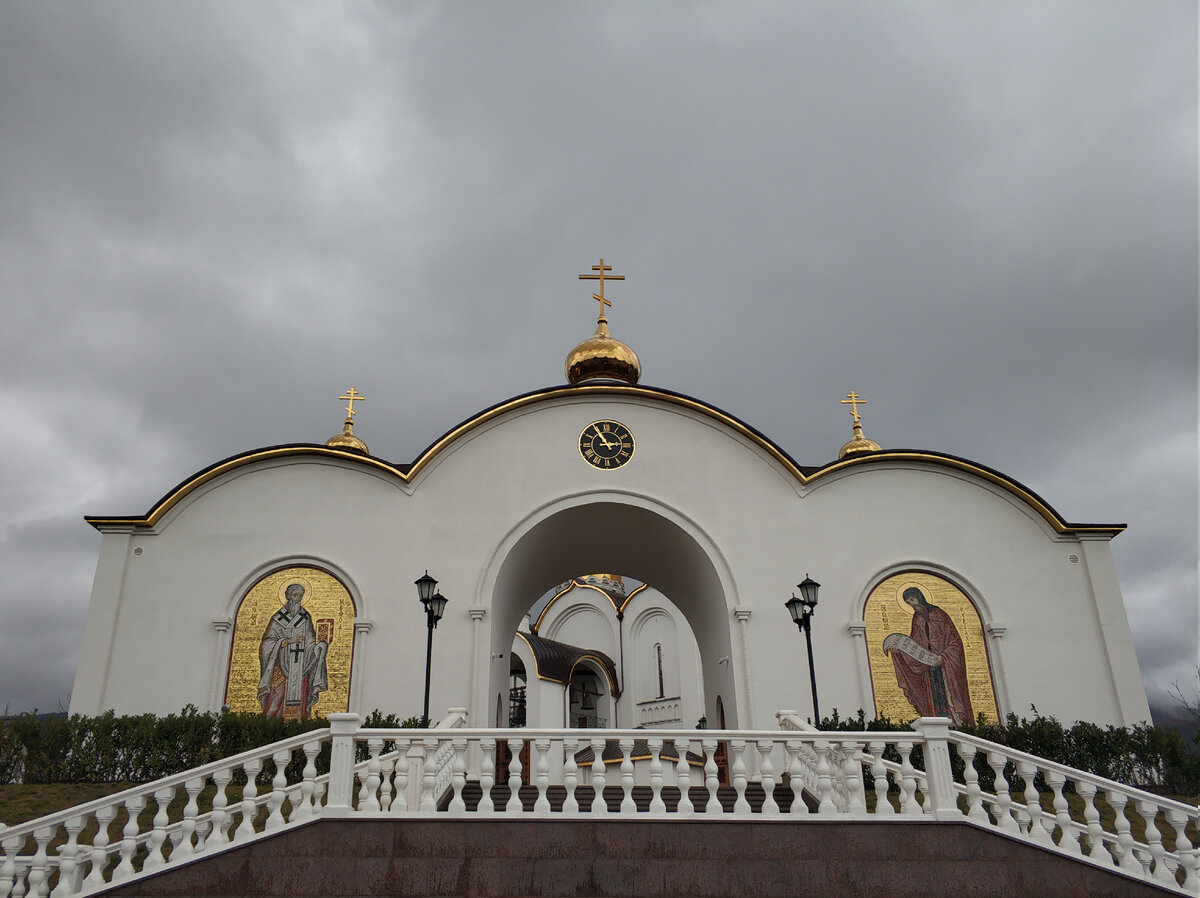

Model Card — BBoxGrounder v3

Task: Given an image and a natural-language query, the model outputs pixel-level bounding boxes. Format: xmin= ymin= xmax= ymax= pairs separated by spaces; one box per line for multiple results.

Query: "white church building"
xmin=70 ymin=262 xmax=1150 ymax=733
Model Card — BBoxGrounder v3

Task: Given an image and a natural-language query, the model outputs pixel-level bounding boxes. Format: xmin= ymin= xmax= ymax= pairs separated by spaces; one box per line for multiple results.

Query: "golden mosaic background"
xmin=864 ymin=571 xmax=999 ymax=724
xmin=224 ymin=566 xmax=356 ymax=717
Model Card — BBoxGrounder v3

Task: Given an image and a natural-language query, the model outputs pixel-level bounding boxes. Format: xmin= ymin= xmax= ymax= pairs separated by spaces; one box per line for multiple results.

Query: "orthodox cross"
xmin=841 ymin=390 xmax=867 ymax=425
xmin=339 ymin=387 xmax=365 ymax=420
xmin=578 ymin=259 xmax=624 ymax=320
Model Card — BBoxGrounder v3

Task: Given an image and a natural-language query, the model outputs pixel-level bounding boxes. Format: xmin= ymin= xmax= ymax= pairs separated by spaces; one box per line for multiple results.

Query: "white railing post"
xmin=324 ymin=713 xmax=361 ymax=814
xmin=909 ymin=718 xmax=960 ymax=819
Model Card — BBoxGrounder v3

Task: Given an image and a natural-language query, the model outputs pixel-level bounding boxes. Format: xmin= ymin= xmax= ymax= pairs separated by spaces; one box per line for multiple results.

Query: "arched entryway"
xmin=485 ymin=497 xmax=740 ymax=728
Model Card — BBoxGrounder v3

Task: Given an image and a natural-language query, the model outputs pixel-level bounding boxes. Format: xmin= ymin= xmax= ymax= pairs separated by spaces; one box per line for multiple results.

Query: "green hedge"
xmin=0 ymin=707 xmax=419 ymax=785
xmin=818 ymin=708 xmax=1200 ymax=796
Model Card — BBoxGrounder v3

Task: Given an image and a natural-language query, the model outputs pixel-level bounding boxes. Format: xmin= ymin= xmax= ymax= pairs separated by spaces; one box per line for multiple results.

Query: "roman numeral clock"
xmin=579 ymin=420 xmax=634 ymax=469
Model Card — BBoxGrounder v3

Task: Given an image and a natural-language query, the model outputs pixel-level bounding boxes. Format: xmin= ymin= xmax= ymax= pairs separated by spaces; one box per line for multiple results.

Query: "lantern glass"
xmin=784 ymin=594 xmax=805 ymax=625
xmin=415 ymin=571 xmax=438 ymax=603
xmin=797 ymin=575 xmax=821 ymax=609
xmin=428 ymin=592 xmax=448 ymax=624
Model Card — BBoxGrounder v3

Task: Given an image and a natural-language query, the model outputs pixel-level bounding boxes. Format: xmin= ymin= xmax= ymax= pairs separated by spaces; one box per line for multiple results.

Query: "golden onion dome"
xmin=839 ymin=422 xmax=881 ymax=459
xmin=327 ymin=418 xmax=369 ymax=454
xmin=566 ymin=317 xmax=641 ymax=385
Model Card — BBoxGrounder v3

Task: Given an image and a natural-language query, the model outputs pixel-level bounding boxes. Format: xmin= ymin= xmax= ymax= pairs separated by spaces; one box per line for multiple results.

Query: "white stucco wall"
xmin=71 ymin=386 xmax=1150 ymax=728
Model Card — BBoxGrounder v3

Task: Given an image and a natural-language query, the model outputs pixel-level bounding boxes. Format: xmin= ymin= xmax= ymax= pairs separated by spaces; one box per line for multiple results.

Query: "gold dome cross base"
xmin=327 ymin=418 xmax=369 ymax=454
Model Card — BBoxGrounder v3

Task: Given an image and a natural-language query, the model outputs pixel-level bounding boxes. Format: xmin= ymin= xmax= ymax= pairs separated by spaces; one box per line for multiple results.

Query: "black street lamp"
xmin=784 ymin=574 xmax=821 ymax=725
xmin=415 ymin=570 xmax=448 ymax=727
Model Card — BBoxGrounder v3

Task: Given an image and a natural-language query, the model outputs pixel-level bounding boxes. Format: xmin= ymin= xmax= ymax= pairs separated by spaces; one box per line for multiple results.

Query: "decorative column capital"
xmin=846 ymin=622 xmax=867 ymax=637
xmin=211 ymin=616 xmax=233 ymax=632
xmin=733 ymin=606 xmax=752 ymax=623
xmin=986 ymin=622 xmax=1007 ymax=637
xmin=354 ymin=617 xmax=375 ymax=634
xmin=469 ymin=607 xmax=487 ymax=621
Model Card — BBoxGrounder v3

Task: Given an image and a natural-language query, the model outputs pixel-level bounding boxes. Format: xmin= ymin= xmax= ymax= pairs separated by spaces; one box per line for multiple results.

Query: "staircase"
xmin=1 ymin=712 xmax=1195 ymax=897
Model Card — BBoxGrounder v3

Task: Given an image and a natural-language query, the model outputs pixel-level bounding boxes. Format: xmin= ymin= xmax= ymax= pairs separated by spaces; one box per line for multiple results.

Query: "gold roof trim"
xmin=85 ymin=384 xmax=1124 ymax=536
xmin=532 ymin=580 xmax=649 ymax=632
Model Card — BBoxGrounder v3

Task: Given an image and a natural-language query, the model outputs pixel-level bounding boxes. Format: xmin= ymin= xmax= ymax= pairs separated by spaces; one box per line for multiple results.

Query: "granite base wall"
xmin=101 ymin=818 xmax=1174 ymax=898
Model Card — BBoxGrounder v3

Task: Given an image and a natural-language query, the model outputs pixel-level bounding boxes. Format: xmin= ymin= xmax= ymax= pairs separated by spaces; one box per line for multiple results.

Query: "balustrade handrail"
xmin=0 ymin=728 xmax=330 ymax=841
xmin=949 ymin=731 xmax=1199 ymax=815
xmin=1 ymin=714 xmax=1194 ymax=898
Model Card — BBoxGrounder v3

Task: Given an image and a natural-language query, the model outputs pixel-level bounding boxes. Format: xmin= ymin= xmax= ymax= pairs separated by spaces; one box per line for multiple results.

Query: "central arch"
xmin=484 ymin=496 xmax=741 ymax=727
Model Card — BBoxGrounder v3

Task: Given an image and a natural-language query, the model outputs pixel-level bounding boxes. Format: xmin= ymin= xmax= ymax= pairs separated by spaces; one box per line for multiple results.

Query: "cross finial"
xmin=339 ymin=387 xmax=365 ymax=420
xmin=578 ymin=258 xmax=625 ymax=322
xmin=841 ymin=390 xmax=867 ymax=426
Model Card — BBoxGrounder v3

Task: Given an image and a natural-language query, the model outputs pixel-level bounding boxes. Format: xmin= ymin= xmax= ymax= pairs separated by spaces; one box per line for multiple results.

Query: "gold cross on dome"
xmin=339 ymin=387 xmax=365 ymax=420
xmin=841 ymin=390 xmax=867 ymax=425
xmin=578 ymin=259 xmax=625 ymax=320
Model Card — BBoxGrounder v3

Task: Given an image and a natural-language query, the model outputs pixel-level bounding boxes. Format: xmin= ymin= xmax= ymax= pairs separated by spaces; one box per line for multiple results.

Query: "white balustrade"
xmin=1 ymin=715 xmax=1194 ymax=896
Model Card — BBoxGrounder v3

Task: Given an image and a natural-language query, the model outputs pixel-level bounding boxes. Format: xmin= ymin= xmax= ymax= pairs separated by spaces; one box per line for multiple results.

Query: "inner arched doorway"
xmin=485 ymin=498 xmax=740 ymax=728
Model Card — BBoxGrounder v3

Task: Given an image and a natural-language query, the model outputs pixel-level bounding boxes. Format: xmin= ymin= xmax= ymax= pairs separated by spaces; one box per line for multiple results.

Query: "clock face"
xmin=579 ymin=420 xmax=635 ymax=469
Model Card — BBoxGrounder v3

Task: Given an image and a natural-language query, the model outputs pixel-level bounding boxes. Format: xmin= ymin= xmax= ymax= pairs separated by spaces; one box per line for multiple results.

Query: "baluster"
xmin=379 ymin=756 xmax=396 ymax=813
xmin=986 ymin=751 xmax=1017 ymax=833
xmin=1074 ymin=781 xmax=1102 ymax=859
xmin=477 ymin=739 xmax=496 ymax=815
xmin=193 ymin=818 xmax=211 ymax=855
xmin=675 ymin=738 xmax=694 ymax=816
xmin=648 ymin=738 xmax=666 ymax=814
xmin=1105 ymin=791 xmax=1141 ymax=873
xmin=1164 ymin=807 xmax=1195 ymax=887
xmin=293 ymin=743 xmax=320 ymax=821
xmin=532 ymin=739 xmax=551 ymax=816
xmin=2 ymin=833 xmax=22 ymax=898
xmin=82 ymin=805 xmax=115 ymax=889
xmin=956 ymin=743 xmax=985 ymax=822
xmin=702 ymin=738 xmax=721 ymax=814
xmin=563 ymin=737 xmax=580 ymax=815
xmin=896 ymin=741 xmax=919 ymax=816
xmin=505 ymin=738 xmax=523 ymax=814
xmin=50 ymin=816 xmax=84 ymax=898
xmin=728 ymin=740 xmax=750 ymax=815
xmin=755 ymin=740 xmax=779 ymax=815
xmin=390 ymin=739 xmax=412 ymax=814
xmin=619 ymin=738 xmax=636 ymax=814
xmin=814 ymin=741 xmax=837 ymax=816
xmin=208 ymin=769 xmax=231 ymax=846
xmin=786 ymin=740 xmax=808 ymax=815
xmin=1045 ymin=771 xmax=1079 ymax=855
xmin=361 ymin=739 xmax=383 ymax=813
xmin=10 ymin=862 xmax=25 ymax=898
xmin=841 ymin=741 xmax=866 ymax=814
xmin=112 ymin=795 xmax=144 ymax=881
xmin=1017 ymin=761 xmax=1052 ymax=846
xmin=420 ymin=738 xmax=439 ymax=813
xmin=867 ymin=741 xmax=892 ymax=816
xmin=590 ymin=738 xmax=607 ymax=815
xmin=262 ymin=749 xmax=290 ymax=828
xmin=170 ymin=778 xmax=201 ymax=862
xmin=234 ymin=758 xmax=261 ymax=841
xmin=449 ymin=738 xmax=468 ymax=814
xmin=144 ymin=786 xmax=174 ymax=870
xmin=1137 ymin=799 xmax=1172 ymax=885
xmin=25 ymin=827 xmax=52 ymax=898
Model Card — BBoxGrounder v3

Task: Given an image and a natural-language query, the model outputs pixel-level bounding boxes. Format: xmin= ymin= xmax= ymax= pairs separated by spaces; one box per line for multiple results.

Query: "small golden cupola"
xmin=838 ymin=390 xmax=882 ymax=459
xmin=565 ymin=259 xmax=641 ymax=386
xmin=326 ymin=387 xmax=369 ymax=454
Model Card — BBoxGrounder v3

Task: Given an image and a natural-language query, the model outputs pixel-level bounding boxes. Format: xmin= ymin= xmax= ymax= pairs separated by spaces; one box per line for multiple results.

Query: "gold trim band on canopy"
xmin=86 ymin=384 xmax=1125 ymax=537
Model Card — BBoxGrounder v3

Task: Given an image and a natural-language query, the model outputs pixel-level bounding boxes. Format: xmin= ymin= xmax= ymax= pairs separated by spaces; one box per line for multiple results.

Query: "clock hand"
xmin=592 ymin=425 xmax=615 ymax=449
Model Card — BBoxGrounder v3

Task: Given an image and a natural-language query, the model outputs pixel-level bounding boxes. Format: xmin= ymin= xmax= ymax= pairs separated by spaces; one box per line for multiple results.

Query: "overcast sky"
xmin=0 ymin=2 xmax=1195 ymax=721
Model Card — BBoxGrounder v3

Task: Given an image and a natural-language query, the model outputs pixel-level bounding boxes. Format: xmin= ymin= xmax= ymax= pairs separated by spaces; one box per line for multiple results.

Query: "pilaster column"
xmin=984 ymin=621 xmax=1010 ymax=719
xmin=733 ymin=606 xmax=755 ymax=727
xmin=209 ymin=617 xmax=233 ymax=710
xmin=846 ymin=622 xmax=873 ymax=715
xmin=468 ymin=607 xmax=487 ymax=723
xmin=351 ymin=618 xmax=374 ymax=712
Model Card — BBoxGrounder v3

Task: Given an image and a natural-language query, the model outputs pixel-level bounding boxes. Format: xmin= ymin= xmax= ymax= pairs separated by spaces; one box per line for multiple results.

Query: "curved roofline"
xmin=85 ymin=384 xmax=1125 ymax=536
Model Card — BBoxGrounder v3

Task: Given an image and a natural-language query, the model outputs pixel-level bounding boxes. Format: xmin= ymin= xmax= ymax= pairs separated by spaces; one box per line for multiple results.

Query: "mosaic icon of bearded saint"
xmin=257 ymin=581 xmax=329 ymax=719
xmin=882 ymin=586 xmax=974 ymax=725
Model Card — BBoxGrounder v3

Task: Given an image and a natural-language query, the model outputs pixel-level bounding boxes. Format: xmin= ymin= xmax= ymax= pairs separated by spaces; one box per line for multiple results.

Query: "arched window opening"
xmin=509 ymin=655 xmax=527 ymax=727
xmin=655 ymin=642 xmax=665 ymax=699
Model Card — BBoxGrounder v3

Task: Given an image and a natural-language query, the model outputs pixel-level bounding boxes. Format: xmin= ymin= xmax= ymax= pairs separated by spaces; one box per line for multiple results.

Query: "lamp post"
xmin=415 ymin=571 xmax=448 ymax=727
xmin=784 ymin=574 xmax=821 ymax=725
